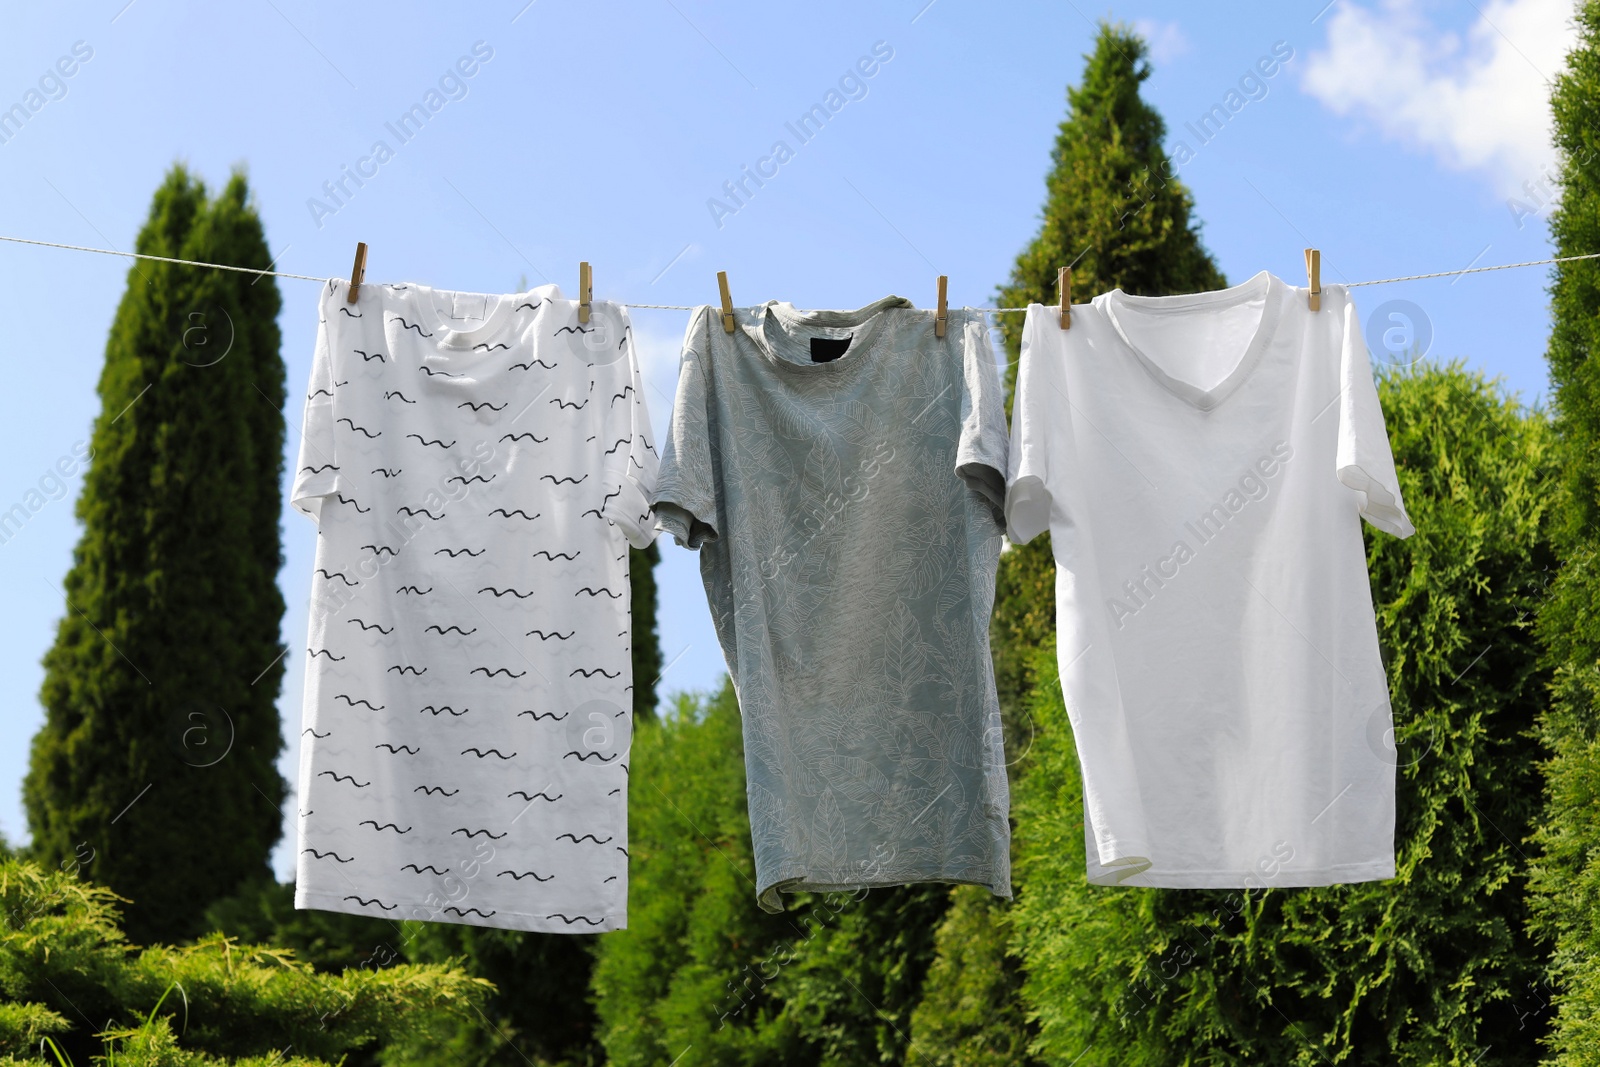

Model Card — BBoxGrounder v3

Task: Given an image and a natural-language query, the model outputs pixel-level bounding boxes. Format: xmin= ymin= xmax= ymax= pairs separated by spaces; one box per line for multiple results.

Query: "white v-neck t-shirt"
xmin=1006 ymin=271 xmax=1413 ymax=888
xmin=290 ymin=279 xmax=656 ymax=931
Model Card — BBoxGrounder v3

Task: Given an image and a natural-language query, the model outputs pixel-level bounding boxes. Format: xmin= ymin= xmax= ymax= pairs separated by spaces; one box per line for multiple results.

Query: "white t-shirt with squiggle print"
xmin=291 ymin=279 xmax=656 ymax=932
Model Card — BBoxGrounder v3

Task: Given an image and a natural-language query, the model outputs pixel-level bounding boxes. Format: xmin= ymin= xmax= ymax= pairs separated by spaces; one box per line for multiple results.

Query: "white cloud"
xmin=1301 ymin=0 xmax=1573 ymax=194
xmin=1135 ymin=18 xmax=1190 ymax=66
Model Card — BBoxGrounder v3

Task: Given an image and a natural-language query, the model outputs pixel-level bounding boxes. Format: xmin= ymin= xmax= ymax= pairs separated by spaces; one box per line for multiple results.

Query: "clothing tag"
xmin=810 ymin=336 xmax=852 ymax=363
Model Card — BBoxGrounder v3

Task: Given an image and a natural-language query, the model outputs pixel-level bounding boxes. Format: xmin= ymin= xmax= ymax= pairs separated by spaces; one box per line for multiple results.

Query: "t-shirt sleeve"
xmin=1333 ymin=287 xmax=1415 ymax=539
xmin=650 ymin=306 xmax=721 ymax=549
xmin=956 ymin=313 xmax=1009 ymax=523
xmin=290 ymin=283 xmax=343 ymax=524
xmin=599 ymin=302 xmax=660 ymax=550
xmin=1004 ymin=307 xmax=1055 ymax=545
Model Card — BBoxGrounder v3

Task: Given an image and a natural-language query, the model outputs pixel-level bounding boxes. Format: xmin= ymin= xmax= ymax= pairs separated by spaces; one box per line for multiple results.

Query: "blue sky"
xmin=0 ymin=0 xmax=1571 ymax=878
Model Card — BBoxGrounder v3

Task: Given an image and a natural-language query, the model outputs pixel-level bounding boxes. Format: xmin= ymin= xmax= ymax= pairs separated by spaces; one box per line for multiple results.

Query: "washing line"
xmin=1 ymin=232 xmax=1595 ymax=311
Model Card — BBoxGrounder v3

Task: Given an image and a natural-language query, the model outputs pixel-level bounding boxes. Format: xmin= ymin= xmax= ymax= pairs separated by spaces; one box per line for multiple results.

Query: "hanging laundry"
xmin=1006 ymin=272 xmax=1414 ymax=888
xmin=290 ymin=279 xmax=656 ymax=932
xmin=653 ymin=297 xmax=1012 ymax=912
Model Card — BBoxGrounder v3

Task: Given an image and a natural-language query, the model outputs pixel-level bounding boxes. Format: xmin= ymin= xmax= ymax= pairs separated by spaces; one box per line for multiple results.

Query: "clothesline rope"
xmin=3 ymin=233 xmax=1597 ymax=309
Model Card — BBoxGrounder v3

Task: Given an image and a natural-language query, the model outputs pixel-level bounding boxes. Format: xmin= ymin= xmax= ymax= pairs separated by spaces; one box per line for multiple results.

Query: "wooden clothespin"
xmin=1304 ymin=248 xmax=1321 ymax=311
xmin=347 ymin=241 xmax=367 ymax=303
xmin=1058 ymin=266 xmax=1072 ymax=329
xmin=935 ymin=275 xmax=949 ymax=339
xmin=717 ymin=271 xmax=736 ymax=333
xmin=578 ymin=261 xmax=592 ymax=324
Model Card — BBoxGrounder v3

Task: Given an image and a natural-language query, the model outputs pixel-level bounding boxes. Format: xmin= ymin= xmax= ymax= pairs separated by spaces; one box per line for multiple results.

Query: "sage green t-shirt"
xmin=652 ymin=297 xmax=1012 ymax=912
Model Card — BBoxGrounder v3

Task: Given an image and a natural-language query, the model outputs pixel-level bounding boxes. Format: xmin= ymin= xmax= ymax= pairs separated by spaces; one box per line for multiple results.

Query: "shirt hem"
xmin=294 ymin=886 xmax=626 ymax=932
xmin=756 ymin=869 xmax=1012 ymax=913
xmin=1090 ymin=858 xmax=1395 ymax=889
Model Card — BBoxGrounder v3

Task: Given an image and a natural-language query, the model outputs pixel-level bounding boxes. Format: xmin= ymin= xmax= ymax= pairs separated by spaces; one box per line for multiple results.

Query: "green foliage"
xmin=1008 ymin=364 xmax=1557 ymax=1065
xmin=0 ymin=856 xmax=492 ymax=1067
xmin=1530 ymin=4 xmax=1600 ymax=1064
xmin=631 ymin=541 xmax=663 ymax=721
xmin=989 ymin=21 xmax=1227 ymax=729
xmin=905 ymin=886 xmax=1035 ymax=1066
xmin=23 ymin=165 xmax=289 ymax=946
xmin=589 ymin=685 xmax=947 ymax=1066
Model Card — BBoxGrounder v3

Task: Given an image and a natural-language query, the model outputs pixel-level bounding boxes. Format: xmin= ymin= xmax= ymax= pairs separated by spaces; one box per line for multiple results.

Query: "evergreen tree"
xmin=22 ymin=166 xmax=288 ymax=946
xmin=1529 ymin=2 xmax=1600 ymax=1060
xmin=0 ymin=856 xmax=491 ymax=1066
xmin=1009 ymin=364 xmax=1556 ymax=1064
xmin=990 ymin=22 xmax=1226 ymax=729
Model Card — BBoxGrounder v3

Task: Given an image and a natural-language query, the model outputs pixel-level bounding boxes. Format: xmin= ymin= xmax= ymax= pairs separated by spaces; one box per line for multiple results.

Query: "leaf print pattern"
xmin=650 ymin=300 xmax=1012 ymax=913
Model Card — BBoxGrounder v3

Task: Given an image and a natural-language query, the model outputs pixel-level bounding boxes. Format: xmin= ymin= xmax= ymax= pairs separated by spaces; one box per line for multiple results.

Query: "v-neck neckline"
xmin=1101 ymin=271 xmax=1283 ymax=411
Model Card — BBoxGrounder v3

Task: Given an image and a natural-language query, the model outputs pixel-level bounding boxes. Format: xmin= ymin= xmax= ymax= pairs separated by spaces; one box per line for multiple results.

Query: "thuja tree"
xmin=908 ymin=24 xmax=1225 ymax=1063
xmin=0 ymin=856 xmax=491 ymax=1066
xmin=990 ymin=21 xmax=1226 ymax=728
xmin=1529 ymin=1 xmax=1600 ymax=1060
xmin=23 ymin=165 xmax=288 ymax=947
xmin=1009 ymin=364 xmax=1556 ymax=1064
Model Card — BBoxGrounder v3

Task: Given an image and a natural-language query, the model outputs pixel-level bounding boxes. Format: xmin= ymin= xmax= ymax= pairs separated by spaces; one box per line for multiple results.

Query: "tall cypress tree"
xmin=910 ymin=26 xmax=1224 ymax=1062
xmin=23 ymin=166 xmax=288 ymax=946
xmin=1530 ymin=3 xmax=1600 ymax=1060
xmin=990 ymin=22 xmax=1226 ymax=730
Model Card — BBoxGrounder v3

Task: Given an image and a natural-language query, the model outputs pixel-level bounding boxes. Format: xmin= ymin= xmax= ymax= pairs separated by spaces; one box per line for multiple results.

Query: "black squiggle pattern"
xmin=515 ymin=301 xmax=542 ymax=312
xmin=459 ymin=400 xmax=508 ymax=411
xmin=344 ymin=895 xmax=399 ymax=911
xmin=308 ymin=648 xmax=346 ymax=661
xmin=471 ymin=342 xmax=510 ymax=353
xmin=498 ymin=870 xmax=554 ymax=881
xmin=611 ymin=386 xmax=635 ymax=406
xmin=396 ymin=585 xmax=433 ymax=595
xmin=452 ymin=827 xmax=509 ymax=839
xmin=335 ymin=694 xmax=384 ymax=710
xmin=576 ymin=586 xmax=623 ymax=599
xmin=532 ymin=551 xmax=579 ymax=561
xmin=460 ymin=747 xmax=517 ymax=760
xmin=318 ymin=771 xmax=371 ymax=787
xmin=406 ymin=433 xmax=457 ymax=448
xmin=384 ymin=389 xmax=415 ymax=403
xmin=302 ymin=728 xmax=331 ymax=738
xmin=443 ymin=906 xmax=497 ymax=918
xmin=375 ymin=743 xmax=419 ymax=754
xmin=470 ymin=667 xmax=526 ymax=679
xmin=510 ymin=358 xmax=557 ymax=371
xmin=478 ymin=586 xmax=534 ymax=599
xmin=554 ymin=325 xmax=592 ymax=336
xmin=565 ymin=750 xmax=620 ymax=763
xmin=359 ymin=819 xmax=413 ymax=833
xmin=425 ymin=624 xmax=477 ymax=636
xmin=397 ymin=505 xmax=444 ymax=520
xmin=519 ymin=710 xmax=569 ymax=720
xmin=489 ymin=508 xmax=540 ymax=521
xmin=604 ymin=437 xmax=631 ymax=455
xmin=419 ymin=365 xmax=463 ymax=377
xmin=372 ymin=467 xmax=401 ymax=477
xmin=349 ymin=619 xmax=394 ymax=634
xmin=317 ymin=568 xmax=356 ymax=586
xmin=414 ymin=786 xmax=458 ymax=797
xmin=550 ymin=398 xmax=589 ymax=410
xmin=337 ymin=417 xmax=379 ymax=438
xmin=500 ymin=432 xmax=548 ymax=443
xmin=570 ymin=667 xmax=621 ymax=679
xmin=387 ymin=665 xmax=428 ymax=676
xmin=339 ymin=306 xmax=363 ymax=318
xmin=547 ymin=913 xmax=605 ymax=926
xmin=402 ymin=863 xmax=450 ymax=873
xmin=302 ymin=848 xmax=353 ymax=862
xmin=434 ymin=547 xmax=485 ymax=557
xmin=301 ymin=463 xmax=338 ymax=474
xmin=508 ymin=789 xmax=563 ymax=801
xmin=540 ymin=474 xmax=588 ymax=485
xmin=355 ymin=348 xmax=384 ymax=361
xmin=335 ymin=494 xmax=371 ymax=513
xmin=557 ymin=833 xmax=614 ymax=844
xmin=360 ymin=544 xmax=397 ymax=558
xmin=393 ymin=316 xmax=433 ymax=336
xmin=448 ymin=474 xmax=494 ymax=485
xmin=419 ymin=705 xmax=468 ymax=716
xmin=525 ymin=629 xmax=575 ymax=641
